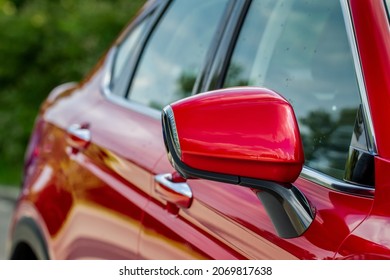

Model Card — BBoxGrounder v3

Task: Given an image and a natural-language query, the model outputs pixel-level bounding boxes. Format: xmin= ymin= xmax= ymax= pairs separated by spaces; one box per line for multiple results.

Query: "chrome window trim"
xmin=298 ymin=1 xmax=376 ymax=196
xmin=301 ymin=167 xmax=374 ymax=197
xmin=340 ymin=0 xmax=377 ymax=154
xmin=105 ymin=92 xmax=161 ymax=120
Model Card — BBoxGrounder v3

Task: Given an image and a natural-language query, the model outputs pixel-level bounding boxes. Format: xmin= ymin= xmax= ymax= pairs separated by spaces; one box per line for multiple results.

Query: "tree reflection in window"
xmin=224 ymin=0 xmax=361 ymax=180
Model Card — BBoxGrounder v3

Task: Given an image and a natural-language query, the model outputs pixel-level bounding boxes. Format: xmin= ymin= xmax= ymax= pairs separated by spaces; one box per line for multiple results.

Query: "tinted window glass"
xmin=129 ymin=0 xmax=229 ymax=110
xmin=224 ymin=0 xmax=360 ymax=179
xmin=111 ymin=21 xmax=147 ymax=92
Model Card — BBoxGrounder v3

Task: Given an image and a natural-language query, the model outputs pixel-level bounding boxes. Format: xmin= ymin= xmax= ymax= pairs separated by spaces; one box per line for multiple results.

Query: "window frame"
xmin=124 ymin=0 xmax=237 ymax=110
xmin=102 ymin=0 xmax=237 ymax=119
xmin=212 ymin=0 xmax=376 ymax=196
xmin=102 ymin=1 xmax=164 ymax=93
xmin=101 ymin=0 xmax=377 ymax=196
xmin=109 ymin=16 xmax=153 ymax=97
xmin=300 ymin=0 xmax=375 ymax=196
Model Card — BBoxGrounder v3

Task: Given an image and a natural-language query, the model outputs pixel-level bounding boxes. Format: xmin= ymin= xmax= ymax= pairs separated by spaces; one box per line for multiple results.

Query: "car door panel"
xmin=335 ymin=157 xmax=390 ymax=259
xmin=27 ymin=61 xmax=165 ymax=259
xmin=142 ymin=162 xmax=294 ymax=259
xmin=16 ymin=81 xmax=106 ymax=259
xmin=53 ymin=0 xmax=233 ymax=259
xmin=53 ymin=97 xmax=165 ymax=259
xmin=139 ymin=153 xmax=373 ymax=259
xmin=10 ymin=0 xmax=388 ymax=261
xmin=137 ymin=0 xmax=374 ymax=260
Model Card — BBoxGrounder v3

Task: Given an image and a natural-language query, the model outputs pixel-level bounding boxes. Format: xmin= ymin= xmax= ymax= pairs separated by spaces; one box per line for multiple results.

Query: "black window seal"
xmin=203 ymin=0 xmax=252 ymax=92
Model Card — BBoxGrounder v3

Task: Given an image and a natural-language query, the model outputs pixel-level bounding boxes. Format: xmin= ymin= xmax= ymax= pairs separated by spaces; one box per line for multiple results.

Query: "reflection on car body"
xmin=7 ymin=0 xmax=390 ymax=259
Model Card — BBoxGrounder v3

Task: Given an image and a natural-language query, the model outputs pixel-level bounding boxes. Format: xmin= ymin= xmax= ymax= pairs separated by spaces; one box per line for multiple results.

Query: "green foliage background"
xmin=0 ymin=0 xmax=146 ymax=185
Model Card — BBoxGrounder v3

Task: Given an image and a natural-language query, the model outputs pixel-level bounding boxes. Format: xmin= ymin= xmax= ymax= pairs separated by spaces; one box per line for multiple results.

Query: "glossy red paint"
xmin=7 ymin=0 xmax=390 ymax=260
xmin=335 ymin=157 xmax=390 ymax=259
xmin=350 ymin=0 xmax=390 ymax=158
xmin=138 ymin=155 xmax=373 ymax=259
xmin=333 ymin=0 xmax=390 ymax=259
xmin=10 ymin=54 xmax=162 ymax=259
xmin=170 ymin=87 xmax=304 ymax=183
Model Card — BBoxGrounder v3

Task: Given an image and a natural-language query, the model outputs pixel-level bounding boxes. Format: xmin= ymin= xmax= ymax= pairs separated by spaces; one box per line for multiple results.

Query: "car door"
xmin=39 ymin=2 xmax=165 ymax=259
xmin=139 ymin=0 xmax=376 ymax=259
xmin=58 ymin=0 xmax=233 ymax=259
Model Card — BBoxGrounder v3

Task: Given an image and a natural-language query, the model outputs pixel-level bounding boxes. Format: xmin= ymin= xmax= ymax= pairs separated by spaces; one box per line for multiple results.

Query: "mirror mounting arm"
xmin=240 ymin=178 xmax=315 ymax=239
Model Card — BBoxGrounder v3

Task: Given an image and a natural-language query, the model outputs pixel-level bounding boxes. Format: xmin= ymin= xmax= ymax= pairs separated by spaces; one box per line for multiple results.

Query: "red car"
xmin=7 ymin=0 xmax=390 ymax=259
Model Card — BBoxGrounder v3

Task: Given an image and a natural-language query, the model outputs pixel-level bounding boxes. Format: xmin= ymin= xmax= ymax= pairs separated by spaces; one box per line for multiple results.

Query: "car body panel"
xmin=140 ymin=152 xmax=373 ymax=259
xmin=335 ymin=157 xmax=390 ymax=259
xmin=330 ymin=0 xmax=390 ymax=259
xmin=11 ymin=57 xmax=163 ymax=259
xmin=350 ymin=0 xmax=390 ymax=156
xmin=8 ymin=0 xmax=390 ymax=259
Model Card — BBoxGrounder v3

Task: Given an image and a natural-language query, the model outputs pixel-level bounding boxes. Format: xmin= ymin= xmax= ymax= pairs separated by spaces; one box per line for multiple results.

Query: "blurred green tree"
xmin=0 ymin=0 xmax=146 ymax=185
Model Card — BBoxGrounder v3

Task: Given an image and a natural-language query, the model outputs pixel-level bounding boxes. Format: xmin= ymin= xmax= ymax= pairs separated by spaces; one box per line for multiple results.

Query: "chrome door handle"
xmin=66 ymin=124 xmax=91 ymax=150
xmin=154 ymin=173 xmax=192 ymax=208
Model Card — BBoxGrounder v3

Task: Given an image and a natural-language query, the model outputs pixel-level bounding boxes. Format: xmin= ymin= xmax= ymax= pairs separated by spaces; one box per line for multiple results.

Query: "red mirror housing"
xmin=162 ymin=87 xmax=315 ymax=238
xmin=162 ymin=87 xmax=304 ymax=184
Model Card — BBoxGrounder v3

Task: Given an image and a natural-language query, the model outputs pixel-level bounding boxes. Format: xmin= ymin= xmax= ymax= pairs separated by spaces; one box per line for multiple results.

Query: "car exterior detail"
xmin=7 ymin=0 xmax=390 ymax=259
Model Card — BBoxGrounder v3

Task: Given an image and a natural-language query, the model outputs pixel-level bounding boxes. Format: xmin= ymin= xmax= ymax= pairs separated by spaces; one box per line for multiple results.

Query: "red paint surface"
xmin=170 ymin=87 xmax=304 ymax=183
xmin=9 ymin=0 xmax=390 ymax=259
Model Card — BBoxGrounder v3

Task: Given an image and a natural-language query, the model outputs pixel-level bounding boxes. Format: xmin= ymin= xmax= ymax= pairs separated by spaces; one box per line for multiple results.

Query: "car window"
xmin=110 ymin=17 xmax=151 ymax=96
xmin=224 ymin=0 xmax=361 ymax=180
xmin=128 ymin=0 xmax=230 ymax=110
xmin=111 ymin=22 xmax=147 ymax=93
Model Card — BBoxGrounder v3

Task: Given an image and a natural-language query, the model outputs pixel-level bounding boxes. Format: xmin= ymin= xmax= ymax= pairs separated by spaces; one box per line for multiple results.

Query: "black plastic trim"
xmin=124 ymin=0 xmax=171 ymax=99
xmin=241 ymin=178 xmax=315 ymax=239
xmin=207 ymin=0 xmax=252 ymax=91
xmin=195 ymin=0 xmax=243 ymax=94
xmin=343 ymin=105 xmax=375 ymax=187
xmin=344 ymin=147 xmax=375 ymax=187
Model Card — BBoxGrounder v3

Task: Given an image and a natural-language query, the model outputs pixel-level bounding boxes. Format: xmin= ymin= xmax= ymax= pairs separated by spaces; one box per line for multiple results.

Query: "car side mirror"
xmin=162 ymin=87 xmax=314 ymax=238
